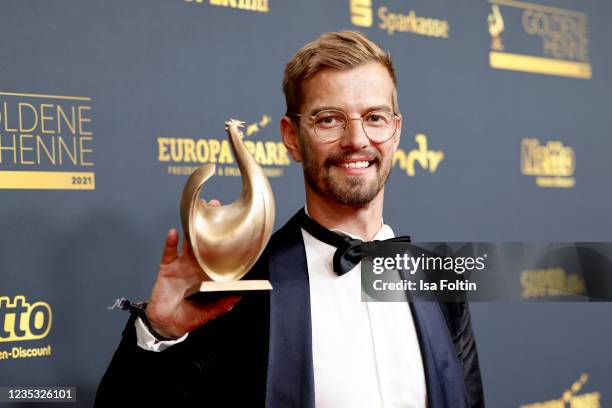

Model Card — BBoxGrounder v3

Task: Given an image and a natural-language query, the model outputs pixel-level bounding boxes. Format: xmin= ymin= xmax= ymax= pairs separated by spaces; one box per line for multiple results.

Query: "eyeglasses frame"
xmin=289 ymin=109 xmax=401 ymax=144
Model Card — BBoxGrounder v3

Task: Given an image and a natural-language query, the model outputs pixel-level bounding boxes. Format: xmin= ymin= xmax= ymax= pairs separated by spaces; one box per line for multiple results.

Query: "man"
xmin=96 ymin=30 xmax=484 ymax=407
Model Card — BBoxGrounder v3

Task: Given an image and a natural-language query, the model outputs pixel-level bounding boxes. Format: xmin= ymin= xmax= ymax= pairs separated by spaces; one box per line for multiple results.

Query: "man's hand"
xmin=145 ymin=199 xmax=241 ymax=339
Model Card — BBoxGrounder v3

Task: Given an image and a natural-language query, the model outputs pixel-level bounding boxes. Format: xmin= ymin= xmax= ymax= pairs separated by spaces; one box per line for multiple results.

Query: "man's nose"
xmin=339 ymin=118 xmax=370 ymax=150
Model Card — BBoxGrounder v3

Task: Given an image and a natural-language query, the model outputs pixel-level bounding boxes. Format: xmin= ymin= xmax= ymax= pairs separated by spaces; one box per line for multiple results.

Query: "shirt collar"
xmin=303 ymin=205 xmax=395 ymax=241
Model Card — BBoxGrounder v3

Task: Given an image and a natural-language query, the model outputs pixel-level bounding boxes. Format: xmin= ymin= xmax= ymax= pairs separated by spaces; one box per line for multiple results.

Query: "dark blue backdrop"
xmin=1 ymin=1 xmax=610 ymax=406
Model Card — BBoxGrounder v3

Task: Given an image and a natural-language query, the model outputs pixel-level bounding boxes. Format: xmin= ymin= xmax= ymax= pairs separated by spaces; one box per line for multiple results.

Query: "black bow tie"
xmin=298 ymin=208 xmax=411 ymax=276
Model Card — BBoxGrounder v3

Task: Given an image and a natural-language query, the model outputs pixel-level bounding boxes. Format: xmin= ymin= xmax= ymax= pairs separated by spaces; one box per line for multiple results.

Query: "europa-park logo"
xmin=157 ymin=114 xmax=291 ymax=178
xmin=349 ymin=0 xmax=449 ymax=38
xmin=0 ymin=91 xmax=95 ymax=190
xmin=487 ymin=0 xmax=592 ymax=79
xmin=521 ymin=138 xmax=575 ymax=188
xmin=0 ymin=295 xmax=53 ymax=361
xmin=521 ymin=373 xmax=601 ymax=408
xmin=183 ymin=0 xmax=268 ymax=13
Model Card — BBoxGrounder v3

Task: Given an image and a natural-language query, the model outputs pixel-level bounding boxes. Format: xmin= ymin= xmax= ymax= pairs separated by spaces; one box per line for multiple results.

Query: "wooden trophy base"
xmin=184 ymin=280 xmax=273 ymax=302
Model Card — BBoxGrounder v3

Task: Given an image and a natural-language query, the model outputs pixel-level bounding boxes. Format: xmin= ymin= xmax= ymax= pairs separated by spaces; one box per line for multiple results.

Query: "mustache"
xmin=324 ymin=150 xmax=381 ymax=167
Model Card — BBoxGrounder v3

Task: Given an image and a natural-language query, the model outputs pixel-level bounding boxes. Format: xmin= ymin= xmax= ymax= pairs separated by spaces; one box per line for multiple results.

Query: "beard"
xmin=299 ymin=137 xmax=393 ymax=207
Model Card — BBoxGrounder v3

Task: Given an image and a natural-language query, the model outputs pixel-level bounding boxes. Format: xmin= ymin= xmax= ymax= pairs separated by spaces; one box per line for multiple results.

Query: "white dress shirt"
xmin=303 ymin=223 xmax=426 ymax=408
xmin=136 ymin=216 xmax=427 ymax=407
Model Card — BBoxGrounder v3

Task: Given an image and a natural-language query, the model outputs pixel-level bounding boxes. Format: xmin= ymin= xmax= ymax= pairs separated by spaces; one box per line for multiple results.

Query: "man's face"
xmin=291 ymin=62 xmax=401 ymax=207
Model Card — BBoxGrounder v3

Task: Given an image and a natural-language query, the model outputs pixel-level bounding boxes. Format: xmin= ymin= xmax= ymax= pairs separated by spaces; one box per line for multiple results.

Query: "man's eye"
xmin=316 ymin=115 xmax=344 ymax=127
xmin=365 ymin=112 xmax=391 ymax=126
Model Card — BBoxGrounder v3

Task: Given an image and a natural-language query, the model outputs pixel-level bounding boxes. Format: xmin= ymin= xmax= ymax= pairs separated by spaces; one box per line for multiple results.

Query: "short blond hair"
xmin=283 ymin=30 xmax=399 ymax=116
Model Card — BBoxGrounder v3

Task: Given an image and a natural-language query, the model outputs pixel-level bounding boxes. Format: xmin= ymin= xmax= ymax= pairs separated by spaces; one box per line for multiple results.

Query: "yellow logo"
xmin=521 ymin=373 xmax=601 ymax=408
xmin=393 ymin=134 xmax=444 ymax=177
xmin=521 ymin=138 xmax=575 ymax=188
xmin=0 ymin=296 xmax=52 ymax=343
xmin=349 ymin=0 xmax=449 ymax=38
xmin=521 ymin=268 xmax=586 ymax=299
xmin=487 ymin=1 xmax=592 ymax=79
xmin=157 ymin=114 xmax=291 ymax=177
xmin=0 ymin=91 xmax=95 ymax=190
xmin=350 ymin=0 xmax=373 ymax=27
xmin=488 ymin=4 xmax=505 ymax=50
xmin=184 ymin=0 xmax=268 ymax=13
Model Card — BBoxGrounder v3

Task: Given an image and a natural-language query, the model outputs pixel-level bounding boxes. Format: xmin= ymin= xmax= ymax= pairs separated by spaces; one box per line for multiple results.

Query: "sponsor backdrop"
xmin=1 ymin=0 xmax=610 ymax=406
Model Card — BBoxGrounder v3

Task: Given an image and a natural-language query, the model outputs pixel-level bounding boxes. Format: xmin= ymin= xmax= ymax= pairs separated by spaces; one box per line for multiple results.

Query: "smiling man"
xmin=281 ymin=57 xmax=399 ymax=235
xmin=96 ymin=31 xmax=484 ymax=408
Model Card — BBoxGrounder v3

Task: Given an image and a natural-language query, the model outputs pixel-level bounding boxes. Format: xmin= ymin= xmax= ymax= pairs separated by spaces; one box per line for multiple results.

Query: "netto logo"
xmin=521 ymin=268 xmax=585 ymax=299
xmin=0 ymin=296 xmax=52 ymax=342
xmin=487 ymin=1 xmax=592 ymax=79
xmin=184 ymin=0 xmax=268 ymax=13
xmin=521 ymin=138 xmax=575 ymax=188
xmin=349 ymin=0 xmax=449 ymax=38
xmin=521 ymin=373 xmax=601 ymax=408
xmin=393 ymin=134 xmax=444 ymax=177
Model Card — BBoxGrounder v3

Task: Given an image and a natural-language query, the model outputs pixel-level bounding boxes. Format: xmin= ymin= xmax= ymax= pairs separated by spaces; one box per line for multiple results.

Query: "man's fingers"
xmin=199 ymin=296 xmax=241 ymax=324
xmin=182 ymin=234 xmax=195 ymax=257
xmin=199 ymin=198 xmax=221 ymax=207
xmin=160 ymin=228 xmax=179 ymax=265
xmin=218 ymin=295 xmax=241 ymax=310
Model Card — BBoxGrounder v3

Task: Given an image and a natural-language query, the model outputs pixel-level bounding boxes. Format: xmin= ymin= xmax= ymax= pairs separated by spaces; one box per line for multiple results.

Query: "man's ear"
xmin=393 ymin=113 xmax=403 ymax=152
xmin=280 ymin=115 xmax=303 ymax=163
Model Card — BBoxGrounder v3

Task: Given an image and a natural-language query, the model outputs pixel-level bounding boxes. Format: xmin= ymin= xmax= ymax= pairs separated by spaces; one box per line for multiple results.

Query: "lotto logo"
xmin=0 ymin=296 xmax=52 ymax=342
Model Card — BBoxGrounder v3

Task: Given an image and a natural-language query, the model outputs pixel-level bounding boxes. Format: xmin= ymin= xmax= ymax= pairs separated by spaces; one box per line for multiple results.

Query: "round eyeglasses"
xmin=291 ymin=109 xmax=400 ymax=143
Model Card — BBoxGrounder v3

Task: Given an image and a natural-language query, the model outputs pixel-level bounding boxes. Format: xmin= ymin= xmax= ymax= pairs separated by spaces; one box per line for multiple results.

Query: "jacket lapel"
xmin=263 ymin=209 xmax=469 ymax=408
xmin=410 ymin=301 xmax=469 ymax=408
xmin=265 ymin=210 xmax=315 ymax=408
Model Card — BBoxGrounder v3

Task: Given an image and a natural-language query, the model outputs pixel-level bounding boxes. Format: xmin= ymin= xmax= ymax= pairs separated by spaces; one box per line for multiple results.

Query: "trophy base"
xmin=184 ymin=280 xmax=273 ymax=301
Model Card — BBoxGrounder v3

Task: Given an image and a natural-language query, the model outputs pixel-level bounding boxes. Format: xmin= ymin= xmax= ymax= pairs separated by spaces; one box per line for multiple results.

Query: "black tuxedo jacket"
xmin=96 ymin=209 xmax=484 ymax=407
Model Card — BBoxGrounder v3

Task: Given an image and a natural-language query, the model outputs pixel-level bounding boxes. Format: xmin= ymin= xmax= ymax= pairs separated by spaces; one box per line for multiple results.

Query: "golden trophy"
xmin=180 ymin=119 xmax=274 ymax=299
